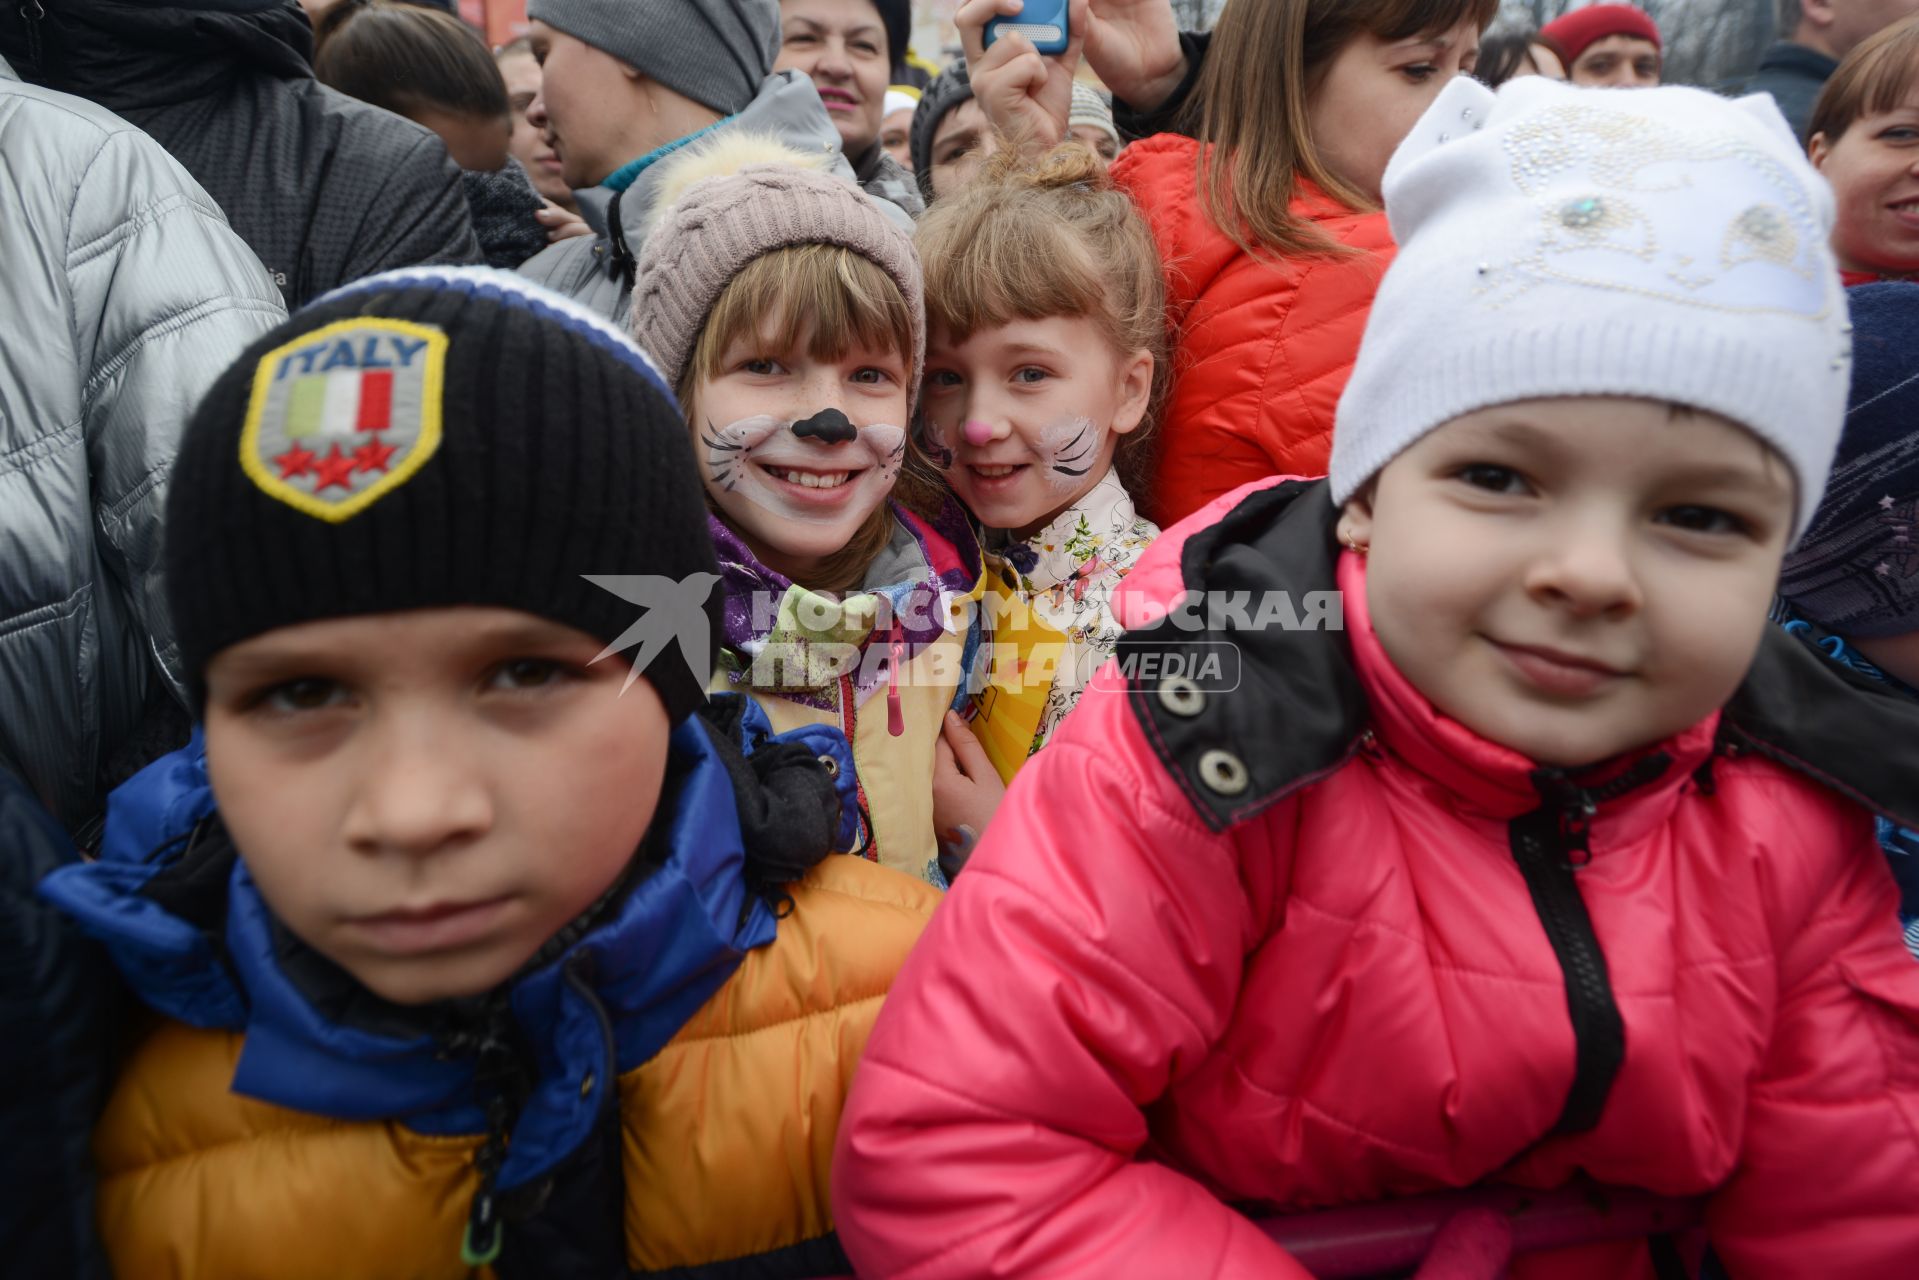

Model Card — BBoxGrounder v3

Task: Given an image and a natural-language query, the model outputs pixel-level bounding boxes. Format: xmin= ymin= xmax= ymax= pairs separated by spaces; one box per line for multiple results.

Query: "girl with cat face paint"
xmin=632 ymin=137 xmax=989 ymax=888
xmin=912 ymin=146 xmax=1168 ymax=875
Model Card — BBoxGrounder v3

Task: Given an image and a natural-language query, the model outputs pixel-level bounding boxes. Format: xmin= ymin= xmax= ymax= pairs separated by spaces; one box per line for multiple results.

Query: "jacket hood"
xmin=40 ymin=701 xmax=862 ymax=1192
xmin=712 ymin=497 xmax=986 ymax=706
xmin=0 ymin=0 xmax=311 ymax=111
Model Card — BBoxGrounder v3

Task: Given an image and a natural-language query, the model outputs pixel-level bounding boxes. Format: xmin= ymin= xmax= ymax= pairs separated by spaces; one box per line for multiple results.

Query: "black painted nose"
xmin=791 ymin=408 xmax=858 ymax=445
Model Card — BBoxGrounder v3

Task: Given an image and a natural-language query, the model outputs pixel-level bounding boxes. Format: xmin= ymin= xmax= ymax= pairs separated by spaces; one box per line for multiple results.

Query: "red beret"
xmin=1540 ymin=5 xmax=1662 ymax=66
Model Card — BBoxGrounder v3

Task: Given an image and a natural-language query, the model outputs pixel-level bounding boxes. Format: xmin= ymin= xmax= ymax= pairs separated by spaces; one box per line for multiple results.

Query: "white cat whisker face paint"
xmin=700 ymin=410 xmax=906 ymax=528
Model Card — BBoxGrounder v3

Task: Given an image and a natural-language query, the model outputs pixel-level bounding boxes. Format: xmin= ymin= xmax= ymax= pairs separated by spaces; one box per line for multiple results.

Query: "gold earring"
xmin=1344 ymin=532 xmax=1369 ymax=556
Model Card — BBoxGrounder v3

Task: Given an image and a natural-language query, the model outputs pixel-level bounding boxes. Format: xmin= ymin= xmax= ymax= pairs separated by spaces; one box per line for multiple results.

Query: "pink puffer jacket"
xmin=834 ymin=479 xmax=1919 ymax=1279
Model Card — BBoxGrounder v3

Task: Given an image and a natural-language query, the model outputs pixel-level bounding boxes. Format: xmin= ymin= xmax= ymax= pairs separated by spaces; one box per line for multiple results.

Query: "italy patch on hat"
xmin=238 ymin=317 xmax=447 ymax=522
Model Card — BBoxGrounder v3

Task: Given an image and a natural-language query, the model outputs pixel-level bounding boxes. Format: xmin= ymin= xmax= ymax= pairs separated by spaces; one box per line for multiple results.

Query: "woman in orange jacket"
xmin=954 ymin=0 xmax=1496 ymax=523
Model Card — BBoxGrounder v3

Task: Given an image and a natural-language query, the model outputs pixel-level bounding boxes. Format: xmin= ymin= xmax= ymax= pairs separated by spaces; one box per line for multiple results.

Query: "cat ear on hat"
xmin=1377 ymin=75 xmax=1501 ymax=243
xmin=1726 ymin=90 xmax=1802 ymax=151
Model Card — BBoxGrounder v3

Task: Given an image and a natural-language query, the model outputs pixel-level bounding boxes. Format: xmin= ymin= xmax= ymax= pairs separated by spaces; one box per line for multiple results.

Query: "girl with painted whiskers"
xmin=911 ymin=145 xmax=1165 ymax=872
xmin=631 ymin=135 xmax=988 ymax=886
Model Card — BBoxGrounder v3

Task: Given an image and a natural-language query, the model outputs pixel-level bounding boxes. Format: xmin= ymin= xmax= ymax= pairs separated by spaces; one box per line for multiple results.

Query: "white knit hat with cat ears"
xmin=1332 ymin=75 xmax=1852 ymax=542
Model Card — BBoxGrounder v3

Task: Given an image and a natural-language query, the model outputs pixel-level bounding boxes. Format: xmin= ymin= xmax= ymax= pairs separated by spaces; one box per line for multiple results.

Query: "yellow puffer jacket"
xmin=91 ymin=853 xmax=937 ymax=1278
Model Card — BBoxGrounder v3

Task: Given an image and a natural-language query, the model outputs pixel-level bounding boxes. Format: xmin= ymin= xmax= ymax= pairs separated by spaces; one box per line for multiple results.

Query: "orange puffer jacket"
xmin=1112 ymin=136 xmax=1393 ymax=524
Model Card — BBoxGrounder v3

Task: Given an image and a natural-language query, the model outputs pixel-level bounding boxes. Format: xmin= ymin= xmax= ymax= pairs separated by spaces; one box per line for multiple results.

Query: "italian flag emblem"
xmin=239 ymin=317 xmax=448 ymax=522
xmin=284 ymin=367 xmax=397 ymax=436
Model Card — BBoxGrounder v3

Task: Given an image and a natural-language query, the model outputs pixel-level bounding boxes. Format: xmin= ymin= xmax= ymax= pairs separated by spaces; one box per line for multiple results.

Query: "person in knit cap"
xmin=1067 ymin=80 xmax=1121 ymax=163
xmin=632 ymin=136 xmax=989 ymax=887
xmin=1540 ymin=3 xmax=1662 ymax=87
xmin=832 ymin=78 xmax=1919 ymax=1279
xmin=911 ymin=59 xmax=995 ymax=203
xmin=1778 ymin=280 xmax=1919 ymax=958
xmin=515 ymin=0 xmax=914 ymax=321
xmin=40 ymin=266 xmax=937 ymax=1278
xmin=882 ymin=85 xmax=920 ymax=167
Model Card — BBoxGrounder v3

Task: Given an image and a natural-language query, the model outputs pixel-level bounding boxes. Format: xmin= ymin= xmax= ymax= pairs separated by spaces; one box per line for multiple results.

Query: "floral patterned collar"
xmin=984 ymin=471 xmax=1144 ymax=593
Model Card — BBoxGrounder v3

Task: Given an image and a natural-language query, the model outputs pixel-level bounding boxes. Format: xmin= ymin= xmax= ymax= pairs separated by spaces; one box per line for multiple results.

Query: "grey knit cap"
xmin=1069 ymin=82 xmax=1118 ymax=146
xmin=526 ymin=0 xmax=779 ymax=117
xmin=631 ymin=144 xmax=925 ymax=397
xmin=909 ymin=60 xmax=974 ymax=204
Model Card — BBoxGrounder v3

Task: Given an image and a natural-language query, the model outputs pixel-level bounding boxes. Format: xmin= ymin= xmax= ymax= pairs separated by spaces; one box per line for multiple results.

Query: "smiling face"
xmin=499 ymin=47 xmax=574 ymax=207
xmin=1811 ymin=87 xmax=1919 ymax=276
xmin=1567 ymin=34 xmax=1661 ymax=87
xmin=689 ymin=315 xmax=909 ymax=584
xmin=921 ymin=316 xmax=1153 ymax=538
xmin=204 ymin=608 xmax=671 ymax=1006
xmin=1338 ymin=398 xmax=1796 ymax=768
xmin=775 ymin=0 xmax=891 ymax=159
xmin=1308 ymin=19 xmax=1484 ymax=203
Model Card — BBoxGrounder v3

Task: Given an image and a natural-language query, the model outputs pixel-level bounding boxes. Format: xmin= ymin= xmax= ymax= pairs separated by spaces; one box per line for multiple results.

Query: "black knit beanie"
xmin=910 ymin=59 xmax=974 ymax=205
xmin=165 ymin=266 xmax=721 ymax=722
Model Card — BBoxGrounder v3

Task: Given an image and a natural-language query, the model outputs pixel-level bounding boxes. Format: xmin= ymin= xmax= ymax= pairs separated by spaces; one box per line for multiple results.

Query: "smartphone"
xmin=983 ymin=0 xmax=1070 ymax=56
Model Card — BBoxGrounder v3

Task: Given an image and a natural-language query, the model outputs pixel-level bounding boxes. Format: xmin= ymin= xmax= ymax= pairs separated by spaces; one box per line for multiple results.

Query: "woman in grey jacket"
xmin=0 ymin=55 xmax=285 ymax=836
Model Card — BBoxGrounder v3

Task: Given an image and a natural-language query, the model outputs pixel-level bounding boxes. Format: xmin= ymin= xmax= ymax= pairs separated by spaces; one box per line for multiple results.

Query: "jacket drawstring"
xmin=886 ymin=617 xmax=905 ymax=737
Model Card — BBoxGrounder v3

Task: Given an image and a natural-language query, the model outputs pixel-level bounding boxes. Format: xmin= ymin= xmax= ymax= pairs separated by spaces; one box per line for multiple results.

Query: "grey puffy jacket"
xmin=0 ymin=57 xmax=285 ymax=830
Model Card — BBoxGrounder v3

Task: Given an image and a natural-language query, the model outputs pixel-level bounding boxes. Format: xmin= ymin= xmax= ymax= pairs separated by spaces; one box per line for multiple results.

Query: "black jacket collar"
xmin=1128 ymin=480 xmax=1919 ymax=833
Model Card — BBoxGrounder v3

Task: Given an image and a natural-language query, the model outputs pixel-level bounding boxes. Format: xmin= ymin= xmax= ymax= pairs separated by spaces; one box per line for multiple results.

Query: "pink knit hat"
xmin=630 ymin=135 xmax=925 ymax=395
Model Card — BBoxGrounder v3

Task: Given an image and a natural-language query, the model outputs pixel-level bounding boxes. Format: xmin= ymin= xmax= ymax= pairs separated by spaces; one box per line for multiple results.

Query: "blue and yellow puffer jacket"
xmin=41 ymin=700 xmax=939 ymax=1279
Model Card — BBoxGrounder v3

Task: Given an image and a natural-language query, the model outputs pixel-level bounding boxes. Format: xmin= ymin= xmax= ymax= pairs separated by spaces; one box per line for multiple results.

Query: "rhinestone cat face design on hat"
xmin=1481 ymin=105 xmax=1829 ymax=316
xmin=238 ymin=318 xmax=448 ymax=522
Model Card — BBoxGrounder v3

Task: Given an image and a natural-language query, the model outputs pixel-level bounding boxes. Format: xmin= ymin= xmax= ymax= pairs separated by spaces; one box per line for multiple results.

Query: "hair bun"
xmin=987 ymin=139 xmax=1112 ymax=194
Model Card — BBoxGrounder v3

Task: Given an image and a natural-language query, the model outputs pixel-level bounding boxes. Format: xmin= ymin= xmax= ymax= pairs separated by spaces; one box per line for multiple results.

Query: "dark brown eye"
xmin=262 ymin=678 xmax=346 ymax=713
xmin=1658 ymin=506 xmax=1745 ymax=536
xmin=492 ymin=659 xmax=568 ymax=690
xmin=1456 ymin=464 xmax=1526 ymax=494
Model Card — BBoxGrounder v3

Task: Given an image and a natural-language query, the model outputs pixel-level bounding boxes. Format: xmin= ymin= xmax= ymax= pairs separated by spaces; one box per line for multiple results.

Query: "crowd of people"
xmin=2 ymin=0 xmax=1918 ymax=1277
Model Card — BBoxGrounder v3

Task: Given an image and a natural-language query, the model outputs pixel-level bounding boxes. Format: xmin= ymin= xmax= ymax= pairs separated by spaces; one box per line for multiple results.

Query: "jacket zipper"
xmin=1507 ymin=753 xmax=1668 ymax=1136
xmin=21 ymin=0 xmax=45 ymax=69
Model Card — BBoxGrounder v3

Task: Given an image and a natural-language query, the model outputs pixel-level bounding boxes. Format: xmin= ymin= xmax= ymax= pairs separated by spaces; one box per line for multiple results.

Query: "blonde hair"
xmin=1185 ymin=0 xmax=1498 ymax=259
xmin=913 ymin=144 xmax=1168 ymax=503
xmin=1810 ymin=13 xmax=1919 ymax=146
xmin=680 ymin=243 xmax=943 ymax=595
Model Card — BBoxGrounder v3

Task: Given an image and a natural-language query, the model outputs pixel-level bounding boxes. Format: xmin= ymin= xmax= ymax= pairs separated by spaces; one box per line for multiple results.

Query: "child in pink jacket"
xmin=832 ymin=77 xmax=1919 ymax=1279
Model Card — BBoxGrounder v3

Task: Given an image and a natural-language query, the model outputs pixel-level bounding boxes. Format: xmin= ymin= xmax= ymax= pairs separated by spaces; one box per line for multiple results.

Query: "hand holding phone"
xmin=984 ymin=0 xmax=1072 ymax=56
xmin=957 ymin=0 xmax=1086 ymax=153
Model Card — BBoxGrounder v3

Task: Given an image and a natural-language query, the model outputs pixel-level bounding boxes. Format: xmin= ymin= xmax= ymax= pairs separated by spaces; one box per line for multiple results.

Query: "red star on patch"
xmin=311 ymin=444 xmax=358 ymax=493
xmin=274 ymin=444 xmax=317 ymax=479
xmin=353 ymin=440 xmax=396 ymax=474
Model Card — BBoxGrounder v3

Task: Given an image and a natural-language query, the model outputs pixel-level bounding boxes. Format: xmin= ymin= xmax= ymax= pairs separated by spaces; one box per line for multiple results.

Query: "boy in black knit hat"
xmin=42 ymin=267 xmax=937 ymax=1278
